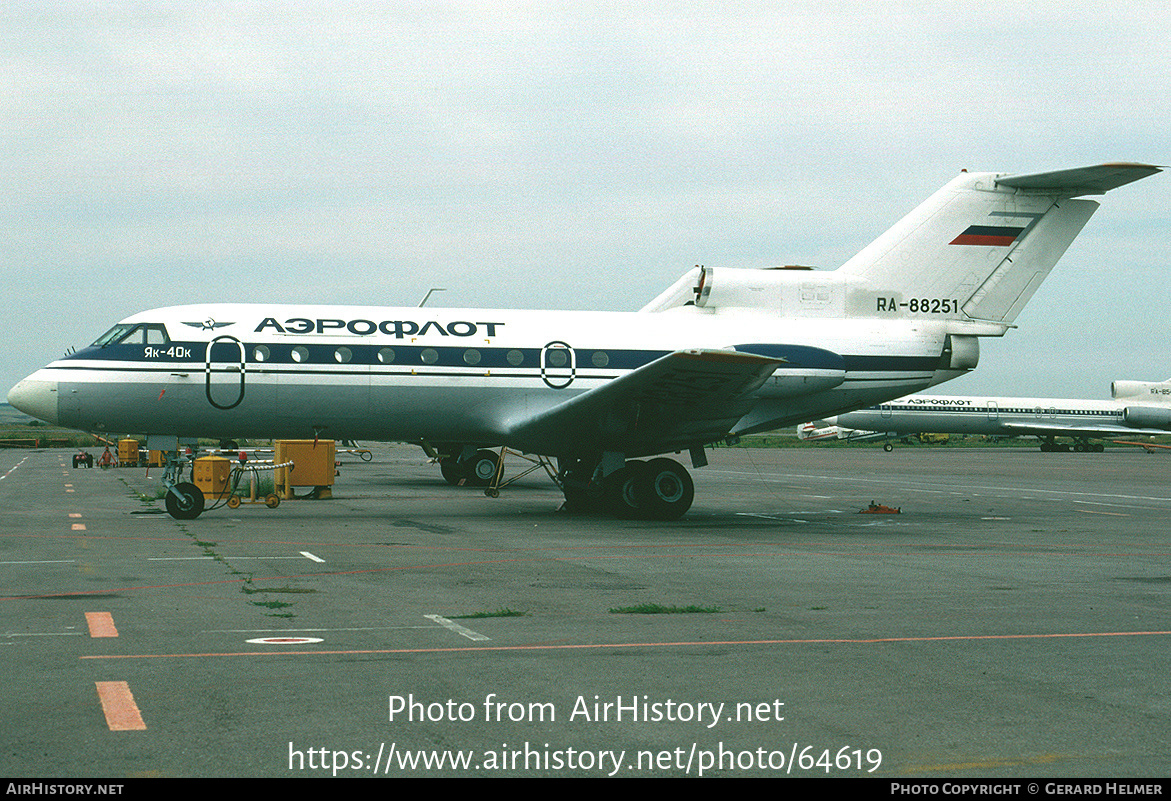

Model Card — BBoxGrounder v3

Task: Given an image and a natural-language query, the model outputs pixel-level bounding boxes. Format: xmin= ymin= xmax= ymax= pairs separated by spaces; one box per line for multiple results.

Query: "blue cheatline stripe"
xmin=61 ymin=341 xmax=941 ymax=375
xmin=841 ymin=354 xmax=939 ymax=372
xmin=62 ymin=342 xmax=670 ymax=370
xmin=733 ymin=344 xmax=845 ymax=371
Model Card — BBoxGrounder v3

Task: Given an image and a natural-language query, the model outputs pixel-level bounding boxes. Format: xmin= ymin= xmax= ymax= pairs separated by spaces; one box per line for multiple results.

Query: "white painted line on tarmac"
xmin=426 ymin=614 xmax=490 ymax=641
xmin=300 ymin=551 xmax=324 ymax=562
xmin=0 ymin=559 xmax=78 ymax=565
xmin=147 ymin=555 xmax=320 ymax=561
xmin=246 ymin=637 xmax=324 ymax=645
xmin=737 ymin=513 xmax=811 ymax=523
xmin=0 ymin=457 xmax=29 ymax=481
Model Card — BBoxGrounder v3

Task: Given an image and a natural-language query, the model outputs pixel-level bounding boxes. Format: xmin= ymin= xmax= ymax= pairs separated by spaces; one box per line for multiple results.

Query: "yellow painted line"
xmin=94 ymin=681 xmax=146 ymax=731
xmin=86 ymin=612 xmax=118 ymax=638
xmin=69 ymin=513 xmax=82 ymax=518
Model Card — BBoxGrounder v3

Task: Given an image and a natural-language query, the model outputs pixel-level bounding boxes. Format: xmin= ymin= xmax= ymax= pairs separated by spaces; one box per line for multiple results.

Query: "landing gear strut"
xmin=161 ymin=449 xmax=205 ymax=519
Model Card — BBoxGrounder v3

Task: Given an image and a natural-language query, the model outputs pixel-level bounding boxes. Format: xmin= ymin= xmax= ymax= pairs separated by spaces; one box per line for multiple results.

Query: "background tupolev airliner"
xmin=803 ymin=379 xmax=1171 ymax=452
xmin=8 ymin=164 xmax=1161 ymax=518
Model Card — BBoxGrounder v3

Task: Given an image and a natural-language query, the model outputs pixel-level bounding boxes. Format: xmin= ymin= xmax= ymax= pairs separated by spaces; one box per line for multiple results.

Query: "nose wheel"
xmin=165 ymin=482 xmax=205 ymax=520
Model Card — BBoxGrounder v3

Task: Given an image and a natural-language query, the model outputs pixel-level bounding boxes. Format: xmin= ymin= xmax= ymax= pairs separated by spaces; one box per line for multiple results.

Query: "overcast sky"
xmin=3 ymin=1 xmax=1168 ymax=401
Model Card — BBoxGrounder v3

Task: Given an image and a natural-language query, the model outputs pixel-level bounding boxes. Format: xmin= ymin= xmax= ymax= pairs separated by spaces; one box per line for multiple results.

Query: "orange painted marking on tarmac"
xmin=69 ymin=513 xmax=82 ymax=518
xmin=94 ymin=681 xmax=146 ymax=730
xmin=86 ymin=612 xmax=118 ymax=638
xmin=71 ymin=524 xmax=87 ymax=531
xmin=80 ymin=629 xmax=1171 ymax=661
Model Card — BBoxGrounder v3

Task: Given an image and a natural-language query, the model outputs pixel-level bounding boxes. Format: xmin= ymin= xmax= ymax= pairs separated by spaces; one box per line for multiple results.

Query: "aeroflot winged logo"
xmin=183 ymin=319 xmax=235 ymax=331
xmin=254 ymin=317 xmax=505 ymax=338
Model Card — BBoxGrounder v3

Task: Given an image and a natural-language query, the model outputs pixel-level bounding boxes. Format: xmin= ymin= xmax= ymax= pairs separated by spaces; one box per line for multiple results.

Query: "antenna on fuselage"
xmin=418 ymin=288 xmax=447 ymax=307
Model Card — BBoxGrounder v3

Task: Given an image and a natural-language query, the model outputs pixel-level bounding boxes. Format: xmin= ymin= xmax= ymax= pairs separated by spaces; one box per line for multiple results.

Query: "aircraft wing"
xmin=505 ymin=349 xmax=783 ymax=457
xmin=1001 ymin=422 xmax=1171 ymax=437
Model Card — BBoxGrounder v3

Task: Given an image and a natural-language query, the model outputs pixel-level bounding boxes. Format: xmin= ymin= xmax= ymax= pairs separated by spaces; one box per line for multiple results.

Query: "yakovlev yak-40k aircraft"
xmin=800 ymin=379 xmax=1171 ymax=452
xmin=8 ymin=163 xmax=1162 ymax=519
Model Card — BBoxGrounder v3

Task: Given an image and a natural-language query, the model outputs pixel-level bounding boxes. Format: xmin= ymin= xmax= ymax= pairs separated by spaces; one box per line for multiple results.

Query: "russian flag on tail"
xmin=949 ymin=225 xmax=1025 ymax=246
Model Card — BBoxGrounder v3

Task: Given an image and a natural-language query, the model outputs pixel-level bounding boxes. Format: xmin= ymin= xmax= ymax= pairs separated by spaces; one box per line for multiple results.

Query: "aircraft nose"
xmin=7 ymin=377 xmax=59 ymax=425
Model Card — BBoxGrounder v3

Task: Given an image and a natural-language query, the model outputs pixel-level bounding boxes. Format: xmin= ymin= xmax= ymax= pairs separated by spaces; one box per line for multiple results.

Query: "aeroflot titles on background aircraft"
xmin=7 ymin=163 xmax=1162 ymax=519
xmin=801 ymin=379 xmax=1171 ymax=453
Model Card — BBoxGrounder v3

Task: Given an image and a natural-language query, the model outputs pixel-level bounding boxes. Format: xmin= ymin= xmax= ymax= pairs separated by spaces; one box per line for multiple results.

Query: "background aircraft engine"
xmin=1112 ymin=380 xmax=1171 ymax=401
xmin=1123 ymin=406 xmax=1171 ymax=429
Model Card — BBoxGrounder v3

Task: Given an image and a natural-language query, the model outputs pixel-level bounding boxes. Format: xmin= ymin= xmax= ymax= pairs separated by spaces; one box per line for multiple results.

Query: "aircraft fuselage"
xmin=12 ymin=303 xmax=965 ymax=455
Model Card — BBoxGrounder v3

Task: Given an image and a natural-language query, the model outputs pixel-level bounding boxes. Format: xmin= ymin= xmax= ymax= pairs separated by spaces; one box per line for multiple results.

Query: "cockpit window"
xmin=92 ymin=324 xmax=134 ymax=347
xmin=91 ymin=324 xmax=170 ymax=347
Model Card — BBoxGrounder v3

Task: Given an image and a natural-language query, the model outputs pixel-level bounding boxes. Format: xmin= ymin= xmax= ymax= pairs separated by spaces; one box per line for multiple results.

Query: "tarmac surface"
xmin=1 ymin=443 xmax=1168 ymax=778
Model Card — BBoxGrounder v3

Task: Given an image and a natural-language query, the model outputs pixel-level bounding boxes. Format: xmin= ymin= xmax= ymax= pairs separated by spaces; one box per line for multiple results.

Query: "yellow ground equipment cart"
xmin=193 ymin=456 xmax=233 ymax=503
xmin=118 ymin=438 xmax=141 ymax=467
xmin=274 ymin=440 xmax=337 ymax=499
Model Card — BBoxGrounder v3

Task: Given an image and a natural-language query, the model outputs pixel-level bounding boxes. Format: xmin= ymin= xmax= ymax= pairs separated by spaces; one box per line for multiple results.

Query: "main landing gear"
xmin=438 ymin=448 xmax=501 ymax=488
xmin=431 ymin=443 xmax=698 ymax=520
xmin=1039 ymin=437 xmax=1104 ymax=453
xmin=559 ymin=456 xmax=695 ymax=521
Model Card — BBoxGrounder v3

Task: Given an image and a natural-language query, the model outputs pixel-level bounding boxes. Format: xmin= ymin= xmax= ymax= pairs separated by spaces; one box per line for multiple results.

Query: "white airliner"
xmin=7 ymin=163 xmax=1161 ymax=519
xmin=801 ymin=379 xmax=1171 ymax=452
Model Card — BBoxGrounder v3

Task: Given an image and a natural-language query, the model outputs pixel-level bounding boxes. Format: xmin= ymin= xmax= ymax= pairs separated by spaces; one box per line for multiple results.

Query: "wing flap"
xmin=506 ymin=349 xmax=783 ymax=457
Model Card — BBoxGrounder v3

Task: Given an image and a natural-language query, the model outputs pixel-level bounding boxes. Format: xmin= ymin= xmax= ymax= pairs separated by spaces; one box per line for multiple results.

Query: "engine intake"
xmin=1123 ymin=405 xmax=1171 ymax=429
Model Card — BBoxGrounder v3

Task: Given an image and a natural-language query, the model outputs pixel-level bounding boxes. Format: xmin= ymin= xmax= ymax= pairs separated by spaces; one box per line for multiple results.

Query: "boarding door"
xmin=205 ymin=335 xmax=246 ymax=410
xmin=541 ymin=341 xmax=576 ymax=389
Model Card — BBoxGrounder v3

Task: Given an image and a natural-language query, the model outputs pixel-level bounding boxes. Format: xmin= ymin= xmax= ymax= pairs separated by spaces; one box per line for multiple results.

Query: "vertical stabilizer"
xmin=838 ymin=164 xmax=1159 ymax=325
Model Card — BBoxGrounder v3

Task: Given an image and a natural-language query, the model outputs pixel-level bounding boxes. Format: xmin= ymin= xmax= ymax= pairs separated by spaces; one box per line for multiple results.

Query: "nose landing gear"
xmin=164 ymin=481 xmax=205 ymax=520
